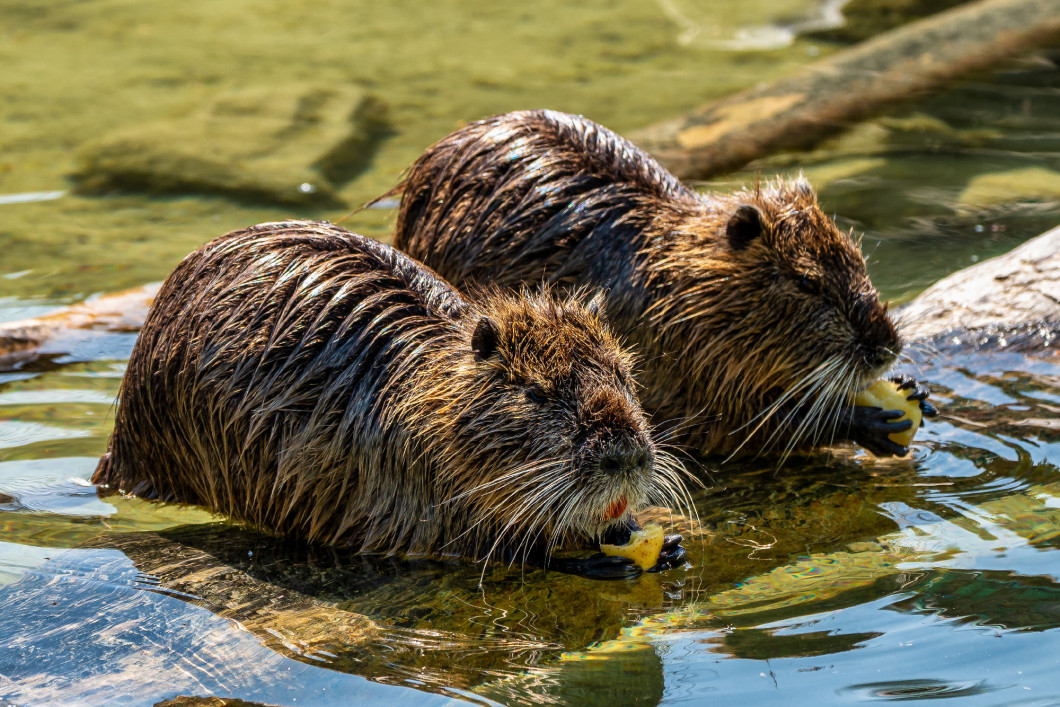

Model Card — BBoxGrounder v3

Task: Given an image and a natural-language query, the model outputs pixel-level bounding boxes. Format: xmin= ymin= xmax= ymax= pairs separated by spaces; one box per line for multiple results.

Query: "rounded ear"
xmin=726 ymin=204 xmax=765 ymax=251
xmin=471 ymin=317 xmax=500 ymax=361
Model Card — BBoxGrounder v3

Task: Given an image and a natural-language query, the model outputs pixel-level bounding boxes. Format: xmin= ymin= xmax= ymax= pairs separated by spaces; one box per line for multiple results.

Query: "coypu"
xmin=92 ymin=221 xmax=691 ymax=577
xmin=391 ymin=110 xmax=936 ymax=458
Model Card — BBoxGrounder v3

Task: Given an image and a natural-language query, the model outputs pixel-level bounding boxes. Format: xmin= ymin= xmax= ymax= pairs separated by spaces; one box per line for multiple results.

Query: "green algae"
xmin=0 ymin=0 xmax=822 ymax=301
xmin=958 ymin=166 xmax=1060 ymax=208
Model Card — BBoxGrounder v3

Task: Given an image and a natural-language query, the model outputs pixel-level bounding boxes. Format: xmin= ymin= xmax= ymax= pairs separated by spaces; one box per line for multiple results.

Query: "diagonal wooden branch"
xmin=0 ymin=283 xmax=157 ymax=366
xmin=630 ymin=0 xmax=1060 ymax=180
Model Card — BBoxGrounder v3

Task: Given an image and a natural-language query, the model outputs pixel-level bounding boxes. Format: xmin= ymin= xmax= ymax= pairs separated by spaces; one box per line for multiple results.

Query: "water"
xmin=3 ymin=1 xmax=1060 ymax=705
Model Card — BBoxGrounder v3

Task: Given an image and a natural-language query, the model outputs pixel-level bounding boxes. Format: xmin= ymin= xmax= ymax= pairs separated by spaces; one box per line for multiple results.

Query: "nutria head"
xmin=423 ymin=288 xmax=690 ymax=563
xmin=654 ymin=175 xmax=902 ymax=452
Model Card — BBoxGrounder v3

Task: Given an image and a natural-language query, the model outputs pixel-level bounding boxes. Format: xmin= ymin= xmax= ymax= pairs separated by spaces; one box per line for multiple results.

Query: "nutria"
xmin=391 ymin=110 xmax=936 ymax=458
xmin=92 ymin=221 xmax=691 ymax=577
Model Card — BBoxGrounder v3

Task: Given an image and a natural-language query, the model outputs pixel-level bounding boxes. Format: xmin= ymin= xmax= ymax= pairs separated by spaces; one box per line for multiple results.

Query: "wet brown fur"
xmin=392 ymin=110 xmax=902 ymax=456
xmin=92 ymin=221 xmax=692 ymax=562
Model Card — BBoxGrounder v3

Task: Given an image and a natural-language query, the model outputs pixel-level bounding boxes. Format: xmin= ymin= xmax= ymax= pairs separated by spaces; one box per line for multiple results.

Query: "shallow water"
xmin=3 ymin=1 xmax=1060 ymax=705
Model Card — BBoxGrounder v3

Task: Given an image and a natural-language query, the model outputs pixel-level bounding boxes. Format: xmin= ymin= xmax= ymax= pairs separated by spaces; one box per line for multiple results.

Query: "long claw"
xmin=648 ymin=538 xmax=687 ymax=572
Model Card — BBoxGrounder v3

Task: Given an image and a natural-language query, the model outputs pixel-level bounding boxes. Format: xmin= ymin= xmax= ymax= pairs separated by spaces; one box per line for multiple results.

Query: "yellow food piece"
xmin=853 ymin=379 xmax=923 ymax=448
xmin=600 ymin=524 xmax=664 ymax=570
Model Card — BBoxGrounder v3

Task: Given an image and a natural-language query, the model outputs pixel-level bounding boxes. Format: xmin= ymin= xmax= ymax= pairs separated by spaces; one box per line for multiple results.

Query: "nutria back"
xmin=93 ymin=221 xmax=691 ymax=563
xmin=393 ymin=110 xmax=902 ymax=457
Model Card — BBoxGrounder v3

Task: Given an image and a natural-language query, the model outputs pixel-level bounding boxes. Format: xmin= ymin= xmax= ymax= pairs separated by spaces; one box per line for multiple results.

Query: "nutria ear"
xmin=726 ymin=204 xmax=765 ymax=251
xmin=471 ymin=317 xmax=500 ymax=361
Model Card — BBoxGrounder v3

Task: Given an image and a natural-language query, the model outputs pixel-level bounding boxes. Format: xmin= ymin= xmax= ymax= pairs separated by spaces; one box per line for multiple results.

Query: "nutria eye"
xmin=797 ymin=275 xmax=820 ymax=295
xmin=526 ymin=386 xmax=547 ymax=404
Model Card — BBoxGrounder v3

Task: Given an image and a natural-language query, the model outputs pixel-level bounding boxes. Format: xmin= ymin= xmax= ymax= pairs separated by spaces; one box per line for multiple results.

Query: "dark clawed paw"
xmin=889 ymin=373 xmax=916 ymax=390
xmin=648 ymin=534 xmax=687 ymax=572
xmin=850 ymin=405 xmax=912 ymax=434
xmin=846 ymin=405 xmax=912 ymax=457
xmin=600 ymin=517 xmax=639 ymax=546
xmin=887 ymin=375 xmax=938 ymax=417
xmin=860 ymin=436 xmax=909 ymax=458
xmin=553 ymin=553 xmax=641 ymax=580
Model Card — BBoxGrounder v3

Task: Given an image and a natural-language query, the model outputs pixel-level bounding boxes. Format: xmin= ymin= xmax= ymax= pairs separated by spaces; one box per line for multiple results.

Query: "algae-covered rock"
xmin=155 ymin=697 xmax=278 ymax=707
xmin=71 ymin=85 xmax=388 ymax=206
xmin=958 ymin=166 xmax=1060 ymax=208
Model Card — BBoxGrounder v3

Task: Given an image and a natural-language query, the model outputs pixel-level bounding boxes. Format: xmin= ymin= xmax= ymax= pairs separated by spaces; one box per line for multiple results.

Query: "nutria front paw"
xmin=647 ymin=534 xmax=687 ymax=572
xmin=889 ymin=374 xmax=939 ymax=418
xmin=843 ymin=404 xmax=913 ymax=457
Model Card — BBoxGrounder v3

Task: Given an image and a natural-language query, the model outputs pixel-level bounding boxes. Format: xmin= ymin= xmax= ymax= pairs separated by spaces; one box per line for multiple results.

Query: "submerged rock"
xmin=957 ymin=166 xmax=1060 ymax=208
xmin=70 ymin=85 xmax=389 ymax=207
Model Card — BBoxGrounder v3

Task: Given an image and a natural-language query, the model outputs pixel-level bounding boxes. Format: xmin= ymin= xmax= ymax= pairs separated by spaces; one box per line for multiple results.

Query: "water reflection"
xmin=0 ymin=340 xmax=1056 ymax=703
xmin=0 ymin=545 xmax=471 ymax=706
xmin=1 ymin=334 xmax=1060 ymax=704
xmin=841 ymin=679 xmax=997 ymax=701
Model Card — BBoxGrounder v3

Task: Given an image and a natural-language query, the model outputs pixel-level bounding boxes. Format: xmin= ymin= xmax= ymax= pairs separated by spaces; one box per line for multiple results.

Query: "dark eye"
xmin=797 ymin=274 xmax=820 ymax=295
xmin=526 ymin=385 xmax=547 ymax=404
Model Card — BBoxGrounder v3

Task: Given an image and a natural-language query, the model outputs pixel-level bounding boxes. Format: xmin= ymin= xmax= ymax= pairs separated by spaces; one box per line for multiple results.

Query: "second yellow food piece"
xmin=853 ymin=379 xmax=923 ymax=448
xmin=600 ymin=524 xmax=664 ymax=570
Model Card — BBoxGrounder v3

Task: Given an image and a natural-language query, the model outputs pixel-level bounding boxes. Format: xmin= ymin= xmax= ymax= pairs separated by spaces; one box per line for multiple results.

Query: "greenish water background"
xmin=3 ymin=0 xmax=1057 ymax=309
xmin=2 ymin=1 xmax=1060 ymax=705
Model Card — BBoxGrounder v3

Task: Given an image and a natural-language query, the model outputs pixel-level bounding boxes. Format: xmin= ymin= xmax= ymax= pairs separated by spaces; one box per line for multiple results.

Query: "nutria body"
xmin=93 ymin=221 xmax=690 ymax=570
xmin=393 ymin=110 xmax=930 ymax=457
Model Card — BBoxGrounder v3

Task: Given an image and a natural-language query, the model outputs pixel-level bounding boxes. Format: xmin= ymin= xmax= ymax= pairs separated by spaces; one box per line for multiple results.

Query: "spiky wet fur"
xmin=392 ymin=110 xmax=903 ymax=457
xmin=92 ymin=221 xmax=693 ymax=565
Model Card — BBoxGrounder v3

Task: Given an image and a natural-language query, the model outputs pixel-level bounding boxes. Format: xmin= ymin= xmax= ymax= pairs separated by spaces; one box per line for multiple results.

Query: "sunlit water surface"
xmin=3 ymin=0 xmax=1060 ymax=705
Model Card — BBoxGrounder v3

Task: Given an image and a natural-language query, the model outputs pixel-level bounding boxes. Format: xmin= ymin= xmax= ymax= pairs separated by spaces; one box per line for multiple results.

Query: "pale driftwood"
xmin=899 ymin=225 xmax=1060 ymax=351
xmin=631 ymin=0 xmax=1060 ymax=180
xmin=0 ymin=283 xmax=157 ymax=364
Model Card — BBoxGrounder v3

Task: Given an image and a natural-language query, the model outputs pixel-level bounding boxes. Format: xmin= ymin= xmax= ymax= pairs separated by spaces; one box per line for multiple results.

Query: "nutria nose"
xmin=598 ymin=445 xmax=653 ymax=476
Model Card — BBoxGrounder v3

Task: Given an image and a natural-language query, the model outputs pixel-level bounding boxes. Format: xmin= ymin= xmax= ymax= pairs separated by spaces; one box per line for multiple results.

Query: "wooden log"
xmin=630 ymin=0 xmax=1060 ymax=180
xmin=0 ymin=283 xmax=157 ymax=365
